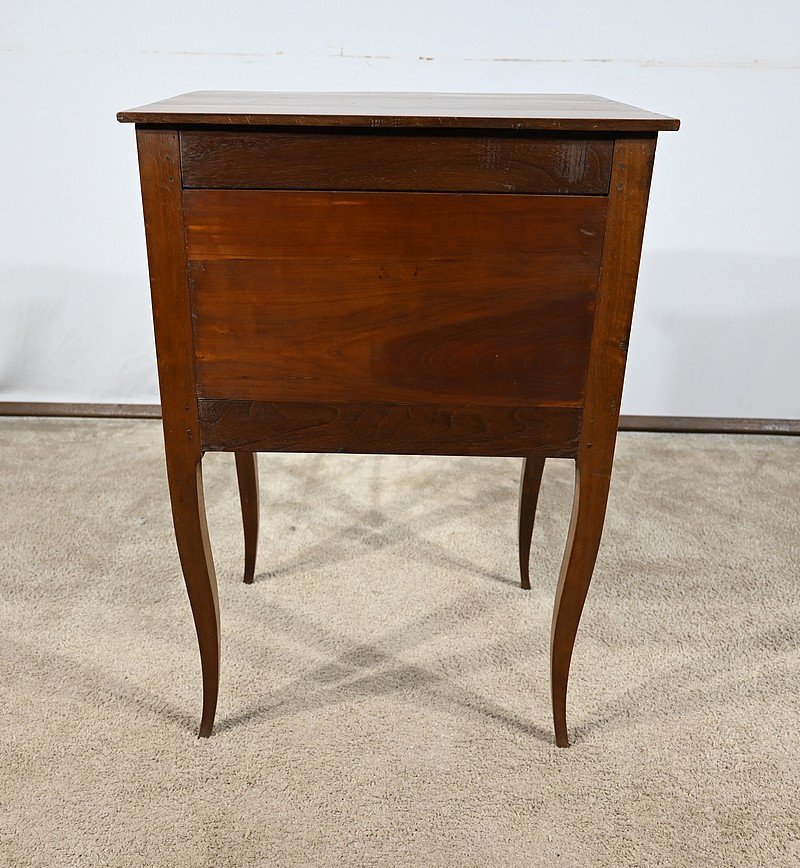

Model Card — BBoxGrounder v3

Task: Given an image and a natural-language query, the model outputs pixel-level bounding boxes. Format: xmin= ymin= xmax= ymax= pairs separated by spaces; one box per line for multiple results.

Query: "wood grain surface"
xmin=180 ymin=130 xmax=613 ymax=194
xmin=135 ymin=127 xmax=220 ymax=738
xmin=198 ymin=399 xmax=581 ymax=457
xmin=550 ymin=135 xmax=658 ymax=747
xmin=124 ymin=93 xmax=677 ymax=745
xmin=185 ymin=190 xmax=606 ymax=407
xmin=118 ymin=91 xmax=680 ymax=131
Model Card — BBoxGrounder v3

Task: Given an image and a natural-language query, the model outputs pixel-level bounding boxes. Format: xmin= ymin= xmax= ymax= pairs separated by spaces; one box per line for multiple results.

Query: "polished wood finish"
xmin=122 ymin=92 xmax=677 ymax=744
xmin=551 ymin=137 xmax=657 ymax=746
xmin=135 ymin=127 xmax=220 ymax=738
xmin=180 ymin=130 xmax=613 ymax=194
xmin=185 ymin=191 xmax=605 ymax=407
xmin=198 ymin=399 xmax=581 ymax=457
xmin=552 ymin=453 xmax=612 ymax=747
xmin=119 ymin=91 xmax=679 ymax=131
xmin=518 ymin=457 xmax=546 ymax=590
xmin=183 ymin=188 xmax=606 ymax=263
xmin=234 ymin=452 xmax=259 ymax=584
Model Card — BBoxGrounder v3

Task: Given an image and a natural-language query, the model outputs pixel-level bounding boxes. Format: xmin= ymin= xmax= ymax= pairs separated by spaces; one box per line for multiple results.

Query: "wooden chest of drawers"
xmin=119 ymin=92 xmax=678 ymax=746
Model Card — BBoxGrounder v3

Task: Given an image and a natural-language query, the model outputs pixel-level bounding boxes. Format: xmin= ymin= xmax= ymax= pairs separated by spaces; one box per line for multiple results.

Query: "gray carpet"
xmin=0 ymin=418 xmax=798 ymax=866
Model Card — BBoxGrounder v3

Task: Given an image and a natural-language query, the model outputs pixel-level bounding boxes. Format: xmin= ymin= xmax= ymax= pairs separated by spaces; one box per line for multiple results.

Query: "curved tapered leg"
xmin=518 ymin=456 xmax=546 ymax=590
xmin=235 ymin=452 xmax=260 ymax=584
xmin=550 ymin=451 xmax=613 ymax=747
xmin=165 ymin=450 xmax=220 ymax=738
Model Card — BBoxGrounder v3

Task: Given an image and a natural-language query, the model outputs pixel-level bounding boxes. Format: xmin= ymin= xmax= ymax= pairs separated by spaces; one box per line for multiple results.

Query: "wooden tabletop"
xmin=117 ymin=91 xmax=679 ymax=132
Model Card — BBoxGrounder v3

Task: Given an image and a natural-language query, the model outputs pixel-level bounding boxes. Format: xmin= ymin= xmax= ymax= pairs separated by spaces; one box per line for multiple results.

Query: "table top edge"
xmin=117 ymin=91 xmax=680 ymax=131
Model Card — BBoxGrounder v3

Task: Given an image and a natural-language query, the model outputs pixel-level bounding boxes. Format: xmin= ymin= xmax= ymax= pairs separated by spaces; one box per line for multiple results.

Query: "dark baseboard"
xmin=618 ymin=415 xmax=800 ymax=435
xmin=0 ymin=402 xmax=798 ymax=436
xmin=0 ymin=402 xmax=162 ymax=419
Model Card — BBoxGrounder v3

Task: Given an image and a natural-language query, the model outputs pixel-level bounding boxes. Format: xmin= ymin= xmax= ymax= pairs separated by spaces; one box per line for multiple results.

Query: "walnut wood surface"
xmin=125 ymin=94 xmax=675 ymax=745
xmin=188 ymin=256 xmax=596 ymax=407
xmin=518 ymin=456 xmax=546 ymax=590
xmin=185 ymin=190 xmax=605 ymax=407
xmin=198 ymin=399 xmax=581 ymax=458
xmin=184 ymin=188 xmax=606 ymax=262
xmin=135 ymin=127 xmax=220 ymax=738
xmin=551 ymin=136 xmax=657 ymax=747
xmin=234 ymin=452 xmax=259 ymax=584
xmin=118 ymin=91 xmax=679 ymax=131
xmin=180 ymin=130 xmax=613 ymax=195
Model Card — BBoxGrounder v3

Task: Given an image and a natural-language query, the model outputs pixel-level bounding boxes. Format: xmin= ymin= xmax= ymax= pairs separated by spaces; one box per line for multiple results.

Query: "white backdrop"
xmin=2 ymin=1 xmax=799 ymax=416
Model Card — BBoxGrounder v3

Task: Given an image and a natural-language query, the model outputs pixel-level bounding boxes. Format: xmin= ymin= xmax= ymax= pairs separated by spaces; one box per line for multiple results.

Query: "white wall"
xmin=2 ymin=1 xmax=799 ymax=416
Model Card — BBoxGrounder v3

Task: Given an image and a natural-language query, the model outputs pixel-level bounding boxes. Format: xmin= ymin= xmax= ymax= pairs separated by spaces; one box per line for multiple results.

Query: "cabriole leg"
xmin=235 ymin=452 xmax=260 ymax=585
xmin=550 ymin=450 xmax=613 ymax=747
xmin=518 ymin=456 xmax=546 ymax=590
xmin=165 ymin=449 xmax=220 ymax=738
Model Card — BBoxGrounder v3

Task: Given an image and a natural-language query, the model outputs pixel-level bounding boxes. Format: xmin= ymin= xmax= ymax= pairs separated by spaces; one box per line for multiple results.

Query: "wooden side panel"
xmin=198 ymin=399 xmax=581 ymax=457
xmin=180 ymin=131 xmax=613 ymax=195
xmin=578 ymin=137 xmax=657 ymax=455
xmin=137 ymin=128 xmax=199 ymax=443
xmin=185 ymin=190 xmax=607 ymax=407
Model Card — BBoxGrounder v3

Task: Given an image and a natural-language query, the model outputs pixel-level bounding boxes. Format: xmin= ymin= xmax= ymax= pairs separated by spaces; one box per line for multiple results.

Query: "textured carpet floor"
xmin=0 ymin=418 xmax=798 ymax=867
